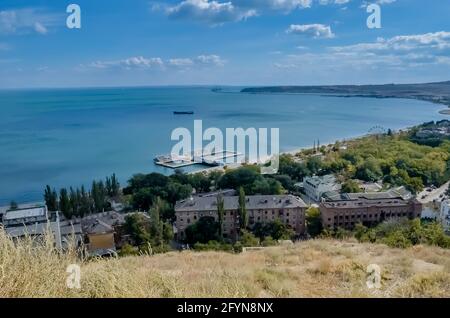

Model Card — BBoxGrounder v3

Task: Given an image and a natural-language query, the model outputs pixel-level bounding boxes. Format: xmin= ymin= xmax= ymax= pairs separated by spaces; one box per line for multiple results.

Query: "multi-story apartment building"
xmin=320 ymin=187 xmax=422 ymax=230
xmin=175 ymin=194 xmax=307 ymax=241
xmin=303 ymin=174 xmax=341 ymax=202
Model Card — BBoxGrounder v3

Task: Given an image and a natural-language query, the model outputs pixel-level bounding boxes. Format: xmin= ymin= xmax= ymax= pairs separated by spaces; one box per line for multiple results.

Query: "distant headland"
xmin=241 ymin=81 xmax=450 ymax=109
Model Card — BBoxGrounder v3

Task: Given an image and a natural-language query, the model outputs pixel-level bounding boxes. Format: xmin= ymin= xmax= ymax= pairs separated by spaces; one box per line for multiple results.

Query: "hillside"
xmin=1 ymin=230 xmax=449 ymax=298
xmin=241 ymin=81 xmax=450 ymax=107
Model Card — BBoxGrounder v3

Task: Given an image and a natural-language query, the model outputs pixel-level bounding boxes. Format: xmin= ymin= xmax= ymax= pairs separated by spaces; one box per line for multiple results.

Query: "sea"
xmin=0 ymin=86 xmax=446 ymax=205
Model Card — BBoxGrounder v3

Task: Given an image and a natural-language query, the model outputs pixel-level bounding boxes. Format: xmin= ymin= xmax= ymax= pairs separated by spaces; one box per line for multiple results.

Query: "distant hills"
xmin=241 ymin=81 xmax=450 ymax=107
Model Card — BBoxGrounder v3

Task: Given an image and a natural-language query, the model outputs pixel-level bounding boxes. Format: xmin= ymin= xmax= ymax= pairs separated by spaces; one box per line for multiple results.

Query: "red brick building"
xmin=175 ymin=194 xmax=307 ymax=241
xmin=320 ymin=187 xmax=422 ymax=230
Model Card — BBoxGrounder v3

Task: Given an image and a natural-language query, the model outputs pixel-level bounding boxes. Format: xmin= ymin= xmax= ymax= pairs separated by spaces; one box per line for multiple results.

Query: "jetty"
xmin=154 ymin=150 xmax=242 ymax=169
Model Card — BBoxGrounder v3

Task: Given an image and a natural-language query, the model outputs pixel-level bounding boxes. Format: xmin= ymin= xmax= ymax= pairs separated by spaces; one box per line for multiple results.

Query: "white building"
xmin=440 ymin=200 xmax=450 ymax=233
xmin=303 ymin=174 xmax=341 ymax=202
xmin=1 ymin=203 xmax=82 ymax=248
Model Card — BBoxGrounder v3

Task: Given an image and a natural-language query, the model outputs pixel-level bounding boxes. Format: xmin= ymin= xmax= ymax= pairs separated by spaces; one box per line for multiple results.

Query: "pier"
xmin=154 ymin=150 xmax=242 ymax=169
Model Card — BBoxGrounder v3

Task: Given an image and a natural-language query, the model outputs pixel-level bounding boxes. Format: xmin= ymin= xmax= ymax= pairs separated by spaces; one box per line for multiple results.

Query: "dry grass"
xmin=0 ymin=230 xmax=449 ymax=298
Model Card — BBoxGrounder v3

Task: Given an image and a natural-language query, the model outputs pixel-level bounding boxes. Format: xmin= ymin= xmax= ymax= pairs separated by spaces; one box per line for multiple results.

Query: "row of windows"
xmin=328 ymin=212 xmax=413 ymax=223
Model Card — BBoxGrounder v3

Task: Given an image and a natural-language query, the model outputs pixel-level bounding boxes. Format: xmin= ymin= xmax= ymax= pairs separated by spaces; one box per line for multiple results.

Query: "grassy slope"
xmin=1 ymin=230 xmax=449 ymax=298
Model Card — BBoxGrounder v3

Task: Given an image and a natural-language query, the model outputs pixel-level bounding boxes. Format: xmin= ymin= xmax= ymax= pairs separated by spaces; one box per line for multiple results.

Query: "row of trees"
xmin=349 ymin=219 xmax=449 ymax=249
xmin=217 ymin=165 xmax=284 ymax=195
xmin=43 ymin=174 xmax=120 ymax=219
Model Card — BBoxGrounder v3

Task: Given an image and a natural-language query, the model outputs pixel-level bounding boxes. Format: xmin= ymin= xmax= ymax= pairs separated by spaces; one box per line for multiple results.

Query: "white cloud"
xmin=89 ymin=54 xmax=226 ymax=70
xmin=233 ymin=0 xmax=312 ymax=11
xmin=360 ymin=0 xmax=396 ymax=8
xmin=286 ymin=24 xmax=335 ymax=38
xmin=90 ymin=56 xmax=165 ymax=70
xmin=169 ymin=58 xmax=195 ymax=67
xmin=33 ymin=22 xmax=47 ymax=34
xmin=0 ymin=8 xmax=59 ymax=35
xmin=275 ymin=31 xmax=450 ymax=74
xmin=319 ymin=0 xmax=350 ymax=5
xmin=331 ymin=31 xmax=450 ymax=52
xmin=195 ymin=54 xmax=226 ymax=66
xmin=165 ymin=0 xmax=257 ymax=25
xmin=159 ymin=0 xmax=349 ymax=25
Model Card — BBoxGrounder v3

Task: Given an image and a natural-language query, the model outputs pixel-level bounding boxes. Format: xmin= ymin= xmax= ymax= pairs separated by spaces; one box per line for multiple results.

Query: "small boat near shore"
xmin=173 ymin=111 xmax=194 ymax=115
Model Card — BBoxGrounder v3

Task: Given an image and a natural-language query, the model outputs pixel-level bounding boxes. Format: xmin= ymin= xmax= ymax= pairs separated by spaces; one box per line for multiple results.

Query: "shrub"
xmin=261 ymin=236 xmax=278 ymax=247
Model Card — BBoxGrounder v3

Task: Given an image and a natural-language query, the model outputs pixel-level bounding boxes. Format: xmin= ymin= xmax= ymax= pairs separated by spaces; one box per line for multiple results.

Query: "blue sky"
xmin=0 ymin=0 xmax=449 ymax=88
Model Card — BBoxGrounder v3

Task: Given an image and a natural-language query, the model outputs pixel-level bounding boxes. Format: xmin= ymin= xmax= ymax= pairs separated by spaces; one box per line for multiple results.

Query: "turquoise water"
xmin=0 ymin=86 xmax=446 ymax=205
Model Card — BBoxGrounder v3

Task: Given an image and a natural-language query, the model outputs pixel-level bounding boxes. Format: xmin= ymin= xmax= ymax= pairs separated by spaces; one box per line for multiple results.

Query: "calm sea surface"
xmin=0 ymin=86 xmax=446 ymax=205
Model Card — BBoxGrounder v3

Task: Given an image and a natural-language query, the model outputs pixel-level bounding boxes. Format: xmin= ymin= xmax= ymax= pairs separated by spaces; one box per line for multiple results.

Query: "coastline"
xmin=240 ymin=81 xmax=450 ymax=111
xmin=2 ymin=88 xmax=448 ymax=204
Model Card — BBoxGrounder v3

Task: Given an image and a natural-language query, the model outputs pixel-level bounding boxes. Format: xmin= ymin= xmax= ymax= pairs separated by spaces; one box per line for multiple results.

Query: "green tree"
xmin=253 ymin=220 xmax=294 ymax=240
xmin=238 ymin=187 xmax=248 ymax=231
xmin=342 ymin=179 xmax=361 ymax=193
xmin=59 ymin=188 xmax=71 ymax=219
xmin=124 ymin=213 xmax=151 ymax=246
xmin=217 ymin=194 xmax=225 ymax=240
xmin=306 ymin=156 xmax=323 ymax=175
xmin=306 ymin=207 xmax=322 ymax=237
xmin=355 ymin=157 xmax=382 ymax=182
xmin=69 ymin=187 xmax=80 ymax=217
xmin=9 ymin=201 xmax=18 ymax=211
xmin=79 ymin=185 xmax=92 ymax=216
xmin=44 ymin=185 xmax=58 ymax=211
xmin=111 ymin=173 xmax=120 ymax=197
xmin=184 ymin=216 xmax=220 ymax=244
xmin=239 ymin=230 xmax=259 ymax=247
xmin=148 ymin=197 xmax=174 ymax=247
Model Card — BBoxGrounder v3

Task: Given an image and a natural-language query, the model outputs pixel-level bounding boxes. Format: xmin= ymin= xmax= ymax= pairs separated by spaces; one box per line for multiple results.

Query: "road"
xmin=417 ymin=181 xmax=449 ymax=204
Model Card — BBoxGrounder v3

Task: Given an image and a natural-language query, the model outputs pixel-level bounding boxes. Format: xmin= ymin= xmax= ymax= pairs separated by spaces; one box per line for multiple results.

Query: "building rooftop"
xmin=321 ymin=186 xmax=416 ymax=209
xmin=80 ymin=211 xmax=124 ymax=234
xmin=304 ymin=174 xmax=337 ymax=187
xmin=3 ymin=206 xmax=47 ymax=221
xmin=175 ymin=194 xmax=307 ymax=212
xmin=83 ymin=219 xmax=114 ymax=235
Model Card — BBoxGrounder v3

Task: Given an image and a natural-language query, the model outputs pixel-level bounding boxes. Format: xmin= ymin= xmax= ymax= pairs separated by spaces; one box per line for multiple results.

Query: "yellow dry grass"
xmin=0 ymin=230 xmax=449 ymax=298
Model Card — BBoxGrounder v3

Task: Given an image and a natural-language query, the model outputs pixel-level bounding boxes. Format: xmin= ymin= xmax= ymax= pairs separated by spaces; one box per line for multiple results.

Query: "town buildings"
xmin=81 ymin=211 xmax=125 ymax=256
xmin=303 ymin=174 xmax=341 ymax=202
xmin=320 ymin=187 xmax=422 ymax=230
xmin=0 ymin=204 xmax=76 ymax=248
xmin=0 ymin=203 xmax=125 ymax=256
xmin=440 ymin=200 xmax=450 ymax=233
xmin=175 ymin=194 xmax=307 ymax=241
